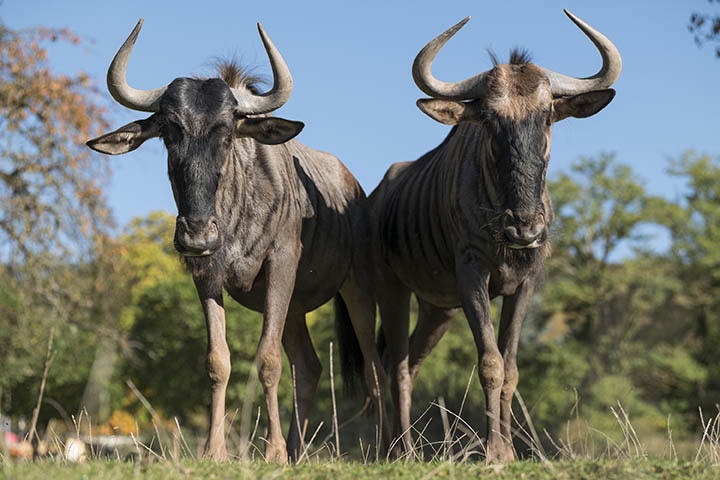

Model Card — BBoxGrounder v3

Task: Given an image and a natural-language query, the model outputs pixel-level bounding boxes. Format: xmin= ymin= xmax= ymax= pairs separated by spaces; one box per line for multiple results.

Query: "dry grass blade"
xmin=387 ymin=403 xmax=434 ymax=463
xmin=448 ymin=364 xmax=476 ymax=452
xmin=291 ymin=364 xmax=307 ymax=458
xmin=666 ymin=413 xmax=677 ymax=462
xmin=429 ymin=401 xmax=483 ymax=462
xmin=298 ymin=421 xmax=324 ymax=463
xmin=126 ymin=380 xmax=160 ymax=423
xmin=438 ymin=396 xmax=453 ymax=460
xmin=618 ymin=402 xmax=645 ymax=458
xmin=174 ymin=417 xmax=195 ymax=460
xmin=26 ymin=326 xmax=56 ymax=444
xmin=329 ymin=342 xmax=340 ymax=459
xmin=370 ymin=362 xmax=383 ymax=462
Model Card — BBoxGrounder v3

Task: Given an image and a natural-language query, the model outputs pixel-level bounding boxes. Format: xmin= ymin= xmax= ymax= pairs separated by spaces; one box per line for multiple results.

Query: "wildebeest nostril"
xmin=208 ymin=217 xmax=219 ymax=233
xmin=504 ymin=225 xmax=520 ymax=241
xmin=173 ymin=215 xmax=221 ymax=256
xmin=504 ymin=219 xmax=544 ymax=246
xmin=177 ymin=216 xmax=189 ymax=231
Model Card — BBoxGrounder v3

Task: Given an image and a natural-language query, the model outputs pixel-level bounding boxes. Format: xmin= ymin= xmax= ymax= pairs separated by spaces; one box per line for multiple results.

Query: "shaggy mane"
xmin=213 ymin=58 xmax=265 ymax=94
xmin=488 ymin=47 xmax=533 ymax=66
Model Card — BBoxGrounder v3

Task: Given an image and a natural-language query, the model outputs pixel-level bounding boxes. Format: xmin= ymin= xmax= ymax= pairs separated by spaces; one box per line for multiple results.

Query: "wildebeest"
xmin=370 ymin=10 xmax=621 ymax=462
xmin=86 ymin=20 xmax=387 ymax=463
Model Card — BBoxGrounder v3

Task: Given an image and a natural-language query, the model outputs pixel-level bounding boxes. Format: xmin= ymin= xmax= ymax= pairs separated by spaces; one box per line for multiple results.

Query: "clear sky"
xmin=3 ymin=1 xmax=719 ymax=228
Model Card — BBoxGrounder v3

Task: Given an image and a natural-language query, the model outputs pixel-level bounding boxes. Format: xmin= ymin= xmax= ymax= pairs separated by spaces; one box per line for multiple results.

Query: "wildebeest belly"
xmin=387 ymin=252 xmax=461 ymax=308
xmin=225 ymin=265 xmax=349 ymax=316
xmin=388 ymin=245 xmax=537 ymax=308
xmin=224 ymin=238 xmax=352 ymax=315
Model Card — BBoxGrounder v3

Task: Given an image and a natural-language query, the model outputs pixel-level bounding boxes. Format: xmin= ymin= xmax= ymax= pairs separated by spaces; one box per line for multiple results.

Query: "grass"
xmin=5 ymin=399 xmax=720 ymax=480
xmin=6 ymin=350 xmax=720 ymax=478
xmin=2 ymin=459 xmax=720 ymax=480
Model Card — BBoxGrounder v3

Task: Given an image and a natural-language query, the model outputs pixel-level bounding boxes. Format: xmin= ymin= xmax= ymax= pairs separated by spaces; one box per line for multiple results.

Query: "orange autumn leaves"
xmin=0 ymin=24 xmax=112 ymax=262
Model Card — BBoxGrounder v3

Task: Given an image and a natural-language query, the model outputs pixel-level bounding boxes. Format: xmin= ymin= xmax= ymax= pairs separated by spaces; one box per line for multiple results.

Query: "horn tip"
xmin=257 ymin=22 xmax=266 ymax=34
xmin=445 ymin=16 xmax=470 ymax=35
xmin=128 ymin=18 xmax=144 ymax=38
xmin=563 ymin=9 xmax=578 ymax=21
xmin=562 ymin=9 xmax=586 ymax=29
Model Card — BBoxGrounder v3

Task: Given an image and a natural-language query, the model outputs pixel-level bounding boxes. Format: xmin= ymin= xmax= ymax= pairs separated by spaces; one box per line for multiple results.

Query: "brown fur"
xmin=485 ymin=64 xmax=552 ymax=120
xmin=214 ymin=59 xmax=265 ymax=92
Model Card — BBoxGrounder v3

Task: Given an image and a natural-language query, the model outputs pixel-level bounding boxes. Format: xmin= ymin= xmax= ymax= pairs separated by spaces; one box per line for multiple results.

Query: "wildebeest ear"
xmin=416 ymin=99 xmax=479 ymax=125
xmin=86 ymin=115 xmax=160 ymax=155
xmin=553 ymin=89 xmax=616 ymax=122
xmin=235 ymin=117 xmax=305 ymax=145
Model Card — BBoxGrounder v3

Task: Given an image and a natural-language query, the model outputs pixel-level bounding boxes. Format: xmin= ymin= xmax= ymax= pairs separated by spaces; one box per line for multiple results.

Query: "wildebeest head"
xmin=412 ymin=10 xmax=621 ymax=249
xmin=87 ymin=20 xmax=304 ymax=257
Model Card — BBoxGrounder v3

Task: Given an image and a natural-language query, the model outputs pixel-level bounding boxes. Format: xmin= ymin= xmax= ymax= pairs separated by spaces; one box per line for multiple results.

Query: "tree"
xmin=518 ymin=154 xmax=704 ymax=444
xmin=689 ymin=0 xmax=720 ymax=58
xmin=663 ymin=152 xmax=720 ymax=411
xmin=0 ymin=21 xmax=112 ymax=423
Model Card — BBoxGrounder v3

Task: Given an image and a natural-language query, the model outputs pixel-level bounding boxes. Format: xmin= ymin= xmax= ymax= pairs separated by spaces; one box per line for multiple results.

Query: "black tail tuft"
xmin=334 ymin=294 xmax=365 ymax=396
xmin=376 ymin=327 xmax=392 ymax=374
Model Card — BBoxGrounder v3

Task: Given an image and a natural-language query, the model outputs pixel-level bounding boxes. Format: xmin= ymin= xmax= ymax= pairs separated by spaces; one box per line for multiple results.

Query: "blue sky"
xmin=3 ymin=1 xmax=719 ymax=230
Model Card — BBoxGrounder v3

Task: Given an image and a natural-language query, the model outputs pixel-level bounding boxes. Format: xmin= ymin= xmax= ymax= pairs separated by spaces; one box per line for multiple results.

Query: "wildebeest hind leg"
xmin=376 ymin=275 xmax=413 ymax=457
xmin=409 ymin=301 xmax=457 ymax=382
xmin=282 ymin=313 xmax=322 ymax=462
xmin=339 ymin=272 xmax=392 ymax=454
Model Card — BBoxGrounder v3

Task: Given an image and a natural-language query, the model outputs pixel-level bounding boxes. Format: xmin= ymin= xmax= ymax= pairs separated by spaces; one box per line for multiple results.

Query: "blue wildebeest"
xmin=87 ymin=20 xmax=387 ymax=463
xmin=371 ymin=10 xmax=621 ymax=462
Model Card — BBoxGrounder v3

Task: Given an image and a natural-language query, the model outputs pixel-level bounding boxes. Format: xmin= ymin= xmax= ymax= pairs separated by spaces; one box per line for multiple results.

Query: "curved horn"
xmin=231 ymin=23 xmax=293 ymax=115
xmin=412 ymin=16 xmax=491 ymax=100
xmin=541 ymin=9 xmax=622 ymax=96
xmin=107 ymin=19 xmax=168 ymax=112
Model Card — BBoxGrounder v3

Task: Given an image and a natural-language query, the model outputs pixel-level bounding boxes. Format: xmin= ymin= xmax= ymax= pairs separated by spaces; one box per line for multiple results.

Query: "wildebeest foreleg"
xmin=198 ymin=291 xmax=230 ymax=460
xmin=497 ymin=276 xmax=536 ymax=458
xmin=257 ymin=248 xmax=299 ymax=464
xmin=282 ymin=313 xmax=322 ymax=462
xmin=377 ymin=275 xmax=412 ymax=455
xmin=456 ymin=263 xmax=511 ymax=463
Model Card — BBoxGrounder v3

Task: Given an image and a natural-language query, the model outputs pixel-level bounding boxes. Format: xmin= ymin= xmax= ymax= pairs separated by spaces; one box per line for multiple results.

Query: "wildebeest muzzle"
xmin=174 ymin=215 xmax=221 ymax=256
xmin=501 ymin=209 xmax=545 ymax=249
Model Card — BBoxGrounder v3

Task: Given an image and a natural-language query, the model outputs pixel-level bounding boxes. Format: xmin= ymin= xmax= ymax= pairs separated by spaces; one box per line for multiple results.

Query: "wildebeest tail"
xmin=376 ymin=327 xmax=392 ymax=373
xmin=334 ymin=294 xmax=365 ymax=395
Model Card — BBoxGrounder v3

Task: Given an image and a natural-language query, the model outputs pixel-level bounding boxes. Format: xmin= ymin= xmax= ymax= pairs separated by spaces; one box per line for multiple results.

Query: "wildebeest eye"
xmin=163 ymin=121 xmax=183 ymax=144
xmin=211 ymin=124 xmax=232 ymax=146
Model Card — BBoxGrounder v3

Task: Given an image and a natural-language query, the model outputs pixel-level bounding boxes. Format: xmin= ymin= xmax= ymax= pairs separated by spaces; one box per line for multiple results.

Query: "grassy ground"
xmin=2 ymin=459 xmax=720 ymax=480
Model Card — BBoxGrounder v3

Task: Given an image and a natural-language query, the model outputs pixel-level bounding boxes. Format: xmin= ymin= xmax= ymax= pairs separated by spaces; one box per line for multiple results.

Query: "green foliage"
xmin=0 ymin=21 xmax=111 ymax=424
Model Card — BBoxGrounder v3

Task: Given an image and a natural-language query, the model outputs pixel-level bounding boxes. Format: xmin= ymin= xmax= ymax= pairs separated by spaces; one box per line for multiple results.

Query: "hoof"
xmin=203 ymin=444 xmax=228 ymax=461
xmin=485 ymin=440 xmax=515 ymax=464
xmin=265 ymin=443 xmax=288 ymax=464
